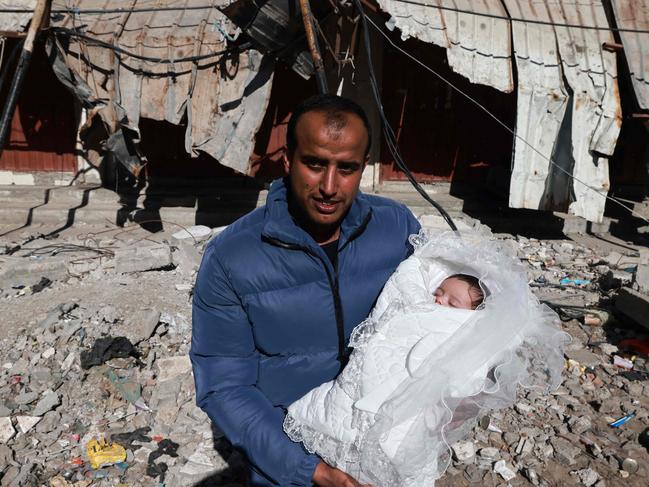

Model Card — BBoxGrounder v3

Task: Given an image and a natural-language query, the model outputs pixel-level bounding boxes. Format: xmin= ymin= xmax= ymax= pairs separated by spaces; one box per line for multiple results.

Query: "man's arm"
xmin=191 ymin=245 xmax=320 ymax=486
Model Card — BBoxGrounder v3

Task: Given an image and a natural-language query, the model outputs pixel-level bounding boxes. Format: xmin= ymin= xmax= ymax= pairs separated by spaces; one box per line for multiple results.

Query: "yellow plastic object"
xmin=86 ymin=437 xmax=127 ymax=469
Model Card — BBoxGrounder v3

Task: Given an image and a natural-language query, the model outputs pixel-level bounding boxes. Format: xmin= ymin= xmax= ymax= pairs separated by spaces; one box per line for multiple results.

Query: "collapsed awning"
xmin=47 ymin=0 xmax=274 ymax=176
xmin=377 ymin=0 xmax=628 ymax=223
xmin=0 ymin=0 xmax=36 ymax=33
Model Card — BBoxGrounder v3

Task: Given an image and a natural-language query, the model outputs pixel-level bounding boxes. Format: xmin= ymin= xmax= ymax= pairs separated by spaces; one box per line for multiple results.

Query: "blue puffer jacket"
xmin=191 ymin=178 xmax=420 ymax=486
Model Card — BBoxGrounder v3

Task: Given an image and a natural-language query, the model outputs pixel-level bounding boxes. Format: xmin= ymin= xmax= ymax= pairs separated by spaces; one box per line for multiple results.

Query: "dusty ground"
xmin=0 ymin=218 xmax=647 ymax=486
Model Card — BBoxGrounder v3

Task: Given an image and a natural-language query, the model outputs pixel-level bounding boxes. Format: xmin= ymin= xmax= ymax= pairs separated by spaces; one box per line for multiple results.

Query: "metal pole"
xmin=0 ymin=0 xmax=51 ymax=155
xmin=298 ymin=0 xmax=328 ymax=94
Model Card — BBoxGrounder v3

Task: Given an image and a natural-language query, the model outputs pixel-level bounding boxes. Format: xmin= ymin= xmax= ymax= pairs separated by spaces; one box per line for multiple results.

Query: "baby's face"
xmin=433 ymin=277 xmax=477 ymax=310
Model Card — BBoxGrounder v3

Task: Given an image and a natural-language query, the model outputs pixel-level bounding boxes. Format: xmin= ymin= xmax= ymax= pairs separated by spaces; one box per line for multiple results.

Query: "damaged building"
xmin=0 ymin=0 xmax=647 ymax=226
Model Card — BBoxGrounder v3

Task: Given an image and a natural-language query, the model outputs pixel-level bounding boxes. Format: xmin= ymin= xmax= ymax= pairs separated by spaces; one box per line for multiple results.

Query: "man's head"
xmin=284 ymin=95 xmax=372 ymax=244
xmin=433 ymin=274 xmax=485 ymax=310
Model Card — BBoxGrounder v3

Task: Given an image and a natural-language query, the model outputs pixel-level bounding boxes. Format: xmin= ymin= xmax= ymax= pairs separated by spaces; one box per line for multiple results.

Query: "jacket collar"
xmin=261 ymin=178 xmax=372 ymax=251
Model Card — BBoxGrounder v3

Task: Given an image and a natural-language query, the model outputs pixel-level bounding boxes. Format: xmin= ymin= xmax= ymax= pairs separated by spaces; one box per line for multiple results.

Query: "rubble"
xmin=1 ymin=223 xmax=648 ymax=487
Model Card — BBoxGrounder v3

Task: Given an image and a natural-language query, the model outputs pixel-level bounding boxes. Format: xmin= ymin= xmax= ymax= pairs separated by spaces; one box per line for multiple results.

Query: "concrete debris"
xmin=31 ymin=390 xmax=60 ymax=417
xmin=171 ymin=225 xmax=212 ymax=243
xmin=114 ymin=243 xmax=173 ymax=273
xmin=493 ymin=459 xmax=516 ymax=481
xmin=15 ymin=416 xmax=41 ymax=434
xmin=156 ymin=356 xmax=192 ymax=382
xmin=1 ymin=224 xmax=649 ymax=487
xmin=0 ymin=417 xmax=15 ymax=443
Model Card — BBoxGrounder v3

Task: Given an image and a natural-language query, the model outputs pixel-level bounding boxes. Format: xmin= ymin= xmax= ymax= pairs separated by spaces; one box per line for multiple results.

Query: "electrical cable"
xmin=1 ymin=2 xmax=649 ymax=34
xmin=353 ymin=0 xmax=458 ymax=231
xmin=361 ymin=12 xmax=649 ymax=226
xmin=52 ymin=26 xmax=251 ymax=64
xmin=382 ymin=0 xmax=649 ymax=34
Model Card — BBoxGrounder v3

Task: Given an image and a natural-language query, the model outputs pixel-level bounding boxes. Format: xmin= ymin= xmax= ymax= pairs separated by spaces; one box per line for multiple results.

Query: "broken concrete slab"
xmin=32 ymin=390 xmax=60 ymax=417
xmin=0 ymin=417 xmax=15 ymax=443
xmin=0 ymin=256 xmax=69 ymax=289
xmin=615 ymin=287 xmax=649 ymax=330
xmin=125 ymin=308 xmax=161 ymax=344
xmin=565 ymin=349 xmax=601 ymax=368
xmin=15 ymin=416 xmax=41 ymax=434
xmin=172 ymin=242 xmax=202 ymax=276
xmin=156 ymin=356 xmax=192 ymax=382
xmin=171 ymin=225 xmax=212 ymax=244
xmin=114 ymin=244 xmax=173 ymax=273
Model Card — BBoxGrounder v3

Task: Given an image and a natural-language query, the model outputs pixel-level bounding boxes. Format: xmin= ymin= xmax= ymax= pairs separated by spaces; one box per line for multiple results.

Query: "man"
xmin=191 ymin=95 xmax=420 ymax=486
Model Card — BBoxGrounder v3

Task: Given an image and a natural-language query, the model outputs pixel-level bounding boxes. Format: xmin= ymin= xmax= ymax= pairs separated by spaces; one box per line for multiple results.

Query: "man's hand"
xmin=312 ymin=461 xmax=373 ymax=487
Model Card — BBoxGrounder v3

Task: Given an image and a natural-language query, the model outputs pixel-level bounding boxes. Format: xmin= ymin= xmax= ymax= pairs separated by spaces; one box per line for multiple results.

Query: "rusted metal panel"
xmin=0 ymin=39 xmax=77 ymax=173
xmin=377 ymin=0 xmax=514 ymax=93
xmin=549 ymin=1 xmax=621 ymax=222
xmin=612 ymin=0 xmax=649 ymax=110
xmin=49 ymin=0 xmax=273 ymax=176
xmin=502 ymin=1 xmax=568 ymax=212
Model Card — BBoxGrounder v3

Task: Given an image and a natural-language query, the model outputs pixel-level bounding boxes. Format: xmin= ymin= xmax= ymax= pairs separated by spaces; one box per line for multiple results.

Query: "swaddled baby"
xmin=284 ymin=231 xmax=567 ymax=487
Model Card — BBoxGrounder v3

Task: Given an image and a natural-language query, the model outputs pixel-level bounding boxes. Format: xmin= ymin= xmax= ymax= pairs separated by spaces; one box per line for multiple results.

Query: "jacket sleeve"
xmin=190 ymin=244 xmax=320 ymax=486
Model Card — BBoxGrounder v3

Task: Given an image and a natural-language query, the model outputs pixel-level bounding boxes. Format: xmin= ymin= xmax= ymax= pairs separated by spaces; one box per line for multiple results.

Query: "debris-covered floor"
xmin=0 ymin=217 xmax=648 ymax=486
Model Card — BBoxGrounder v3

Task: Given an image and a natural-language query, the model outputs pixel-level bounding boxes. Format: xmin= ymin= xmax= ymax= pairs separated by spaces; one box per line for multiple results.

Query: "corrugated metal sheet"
xmin=378 ymin=0 xmax=514 ymax=93
xmin=0 ymin=0 xmax=35 ymax=33
xmin=505 ymin=0 xmax=568 ymax=212
xmin=48 ymin=0 xmax=274 ymax=176
xmin=550 ymin=1 xmax=620 ymax=222
xmin=612 ymin=0 xmax=649 ymax=110
xmin=377 ymin=0 xmax=623 ymax=223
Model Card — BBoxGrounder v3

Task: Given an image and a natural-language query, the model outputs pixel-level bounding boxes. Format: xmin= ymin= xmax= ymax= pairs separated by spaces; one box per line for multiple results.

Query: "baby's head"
xmin=433 ymin=274 xmax=484 ymax=310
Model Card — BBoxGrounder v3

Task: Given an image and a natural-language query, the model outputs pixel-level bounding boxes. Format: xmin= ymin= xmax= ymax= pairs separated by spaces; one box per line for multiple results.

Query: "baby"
xmin=284 ymin=232 xmax=567 ymax=487
xmin=433 ymin=274 xmax=484 ymax=310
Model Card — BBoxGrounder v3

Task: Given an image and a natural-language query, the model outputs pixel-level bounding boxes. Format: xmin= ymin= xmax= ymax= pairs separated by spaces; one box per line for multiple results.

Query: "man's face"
xmin=284 ymin=110 xmax=368 ymax=243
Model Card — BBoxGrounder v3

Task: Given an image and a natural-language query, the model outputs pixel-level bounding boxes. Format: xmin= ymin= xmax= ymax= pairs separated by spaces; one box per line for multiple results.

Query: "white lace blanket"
xmin=284 ymin=231 xmax=568 ymax=486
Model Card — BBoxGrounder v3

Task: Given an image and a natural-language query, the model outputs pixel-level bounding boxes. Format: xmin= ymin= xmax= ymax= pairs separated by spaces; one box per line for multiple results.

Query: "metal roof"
xmin=612 ymin=0 xmax=649 ymax=110
xmin=47 ymin=0 xmax=273 ymax=176
xmin=378 ymin=0 xmax=514 ymax=93
xmin=378 ymin=0 xmax=622 ymax=223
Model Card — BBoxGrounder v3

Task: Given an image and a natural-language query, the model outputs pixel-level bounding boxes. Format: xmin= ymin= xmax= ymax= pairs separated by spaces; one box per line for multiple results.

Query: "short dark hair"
xmin=286 ymin=94 xmax=372 ymax=157
xmin=448 ymin=274 xmax=486 ymax=309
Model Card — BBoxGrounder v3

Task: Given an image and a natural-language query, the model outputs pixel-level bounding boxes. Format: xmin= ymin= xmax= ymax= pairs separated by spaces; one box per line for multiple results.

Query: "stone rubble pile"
xmin=0 ymin=224 xmax=647 ymax=486
xmin=0 ymin=226 xmax=246 ymax=486
xmin=438 ymin=234 xmax=649 ymax=487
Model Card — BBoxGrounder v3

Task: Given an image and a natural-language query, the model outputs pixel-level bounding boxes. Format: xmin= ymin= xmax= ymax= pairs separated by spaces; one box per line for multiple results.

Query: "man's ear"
xmin=282 ymin=152 xmax=291 ymax=174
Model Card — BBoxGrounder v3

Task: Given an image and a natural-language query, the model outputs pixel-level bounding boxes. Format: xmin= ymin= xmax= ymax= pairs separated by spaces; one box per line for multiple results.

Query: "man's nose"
xmin=320 ymin=164 xmax=338 ymax=196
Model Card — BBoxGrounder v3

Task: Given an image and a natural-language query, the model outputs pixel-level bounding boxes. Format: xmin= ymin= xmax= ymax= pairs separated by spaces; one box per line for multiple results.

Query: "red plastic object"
xmin=618 ymin=338 xmax=649 ymax=357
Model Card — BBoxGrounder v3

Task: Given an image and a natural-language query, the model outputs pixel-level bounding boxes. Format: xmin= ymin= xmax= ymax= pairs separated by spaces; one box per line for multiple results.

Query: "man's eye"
xmin=305 ymin=160 xmax=326 ymax=169
xmin=339 ymin=165 xmax=359 ymax=174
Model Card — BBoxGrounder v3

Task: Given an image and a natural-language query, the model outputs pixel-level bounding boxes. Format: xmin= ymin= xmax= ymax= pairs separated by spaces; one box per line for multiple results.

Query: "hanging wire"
xmin=1 ymin=2 xmax=649 ymax=33
xmin=52 ymin=27 xmax=251 ymax=64
xmin=359 ymin=11 xmax=649 ymax=226
xmin=0 ymin=3 xmax=648 ymax=34
xmin=353 ymin=0 xmax=459 ymax=231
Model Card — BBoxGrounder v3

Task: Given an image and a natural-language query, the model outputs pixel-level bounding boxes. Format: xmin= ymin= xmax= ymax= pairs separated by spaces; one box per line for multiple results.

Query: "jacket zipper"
xmin=262 ymin=235 xmax=348 ymax=371
xmin=262 ymin=210 xmax=372 ymax=373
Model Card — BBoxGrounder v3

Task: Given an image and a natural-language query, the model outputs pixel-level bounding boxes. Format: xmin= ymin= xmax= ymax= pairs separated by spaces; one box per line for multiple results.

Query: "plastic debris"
xmin=86 ymin=438 xmax=127 ymax=469
xmin=560 ymin=278 xmax=591 ymax=286
xmin=622 ymin=458 xmax=638 ymax=474
xmin=610 ymin=412 xmax=635 ymax=428
xmin=494 ymin=459 xmax=517 ymax=481
xmin=618 ymin=338 xmax=649 ymax=357
xmin=111 ymin=427 xmax=152 ymax=450
xmin=32 ymin=277 xmax=53 ymax=293
xmin=105 ymin=369 xmax=142 ymax=405
xmin=613 ymin=355 xmax=634 ymax=370
xmin=80 ymin=336 xmax=140 ymax=369
xmin=146 ymin=438 xmax=179 ymax=483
